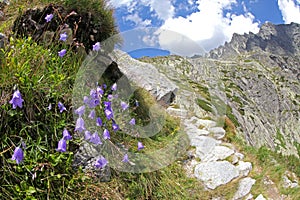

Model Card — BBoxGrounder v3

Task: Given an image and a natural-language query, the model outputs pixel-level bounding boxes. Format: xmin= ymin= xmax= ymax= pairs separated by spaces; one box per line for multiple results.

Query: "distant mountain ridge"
xmin=208 ymin=22 xmax=300 ymax=59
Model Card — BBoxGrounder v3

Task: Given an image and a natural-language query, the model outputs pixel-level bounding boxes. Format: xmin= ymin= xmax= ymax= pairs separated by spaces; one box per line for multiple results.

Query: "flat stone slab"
xmin=201 ymin=145 xmax=235 ymax=162
xmin=194 ymin=161 xmax=239 ymax=189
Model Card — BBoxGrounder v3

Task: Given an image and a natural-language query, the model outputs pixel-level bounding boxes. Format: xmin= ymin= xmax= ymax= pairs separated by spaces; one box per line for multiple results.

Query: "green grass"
xmin=0 ymin=34 xmax=220 ymax=199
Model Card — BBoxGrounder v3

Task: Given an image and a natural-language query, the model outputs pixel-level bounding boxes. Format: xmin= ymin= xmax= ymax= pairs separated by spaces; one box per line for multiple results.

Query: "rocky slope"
xmin=141 ymin=22 xmax=300 ymax=157
xmin=205 ymin=22 xmax=300 ymax=156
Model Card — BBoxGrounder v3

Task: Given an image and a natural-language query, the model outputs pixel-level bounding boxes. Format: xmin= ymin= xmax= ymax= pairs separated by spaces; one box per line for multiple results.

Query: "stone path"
xmin=167 ymin=90 xmax=260 ymax=199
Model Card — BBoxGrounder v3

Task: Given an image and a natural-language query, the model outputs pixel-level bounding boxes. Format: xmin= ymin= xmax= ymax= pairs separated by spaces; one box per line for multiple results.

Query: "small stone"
xmin=233 ymin=177 xmax=256 ymax=200
xmin=232 ymin=152 xmax=245 ymax=164
xmin=237 ymin=161 xmax=253 ymax=177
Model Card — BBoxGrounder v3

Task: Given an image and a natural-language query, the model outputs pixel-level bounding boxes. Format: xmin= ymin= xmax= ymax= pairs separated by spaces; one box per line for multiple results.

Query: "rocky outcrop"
xmin=110 ymin=50 xmax=178 ymax=106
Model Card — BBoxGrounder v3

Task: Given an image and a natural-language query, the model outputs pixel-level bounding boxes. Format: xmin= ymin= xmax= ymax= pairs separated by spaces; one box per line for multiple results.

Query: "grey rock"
xmin=236 ymin=161 xmax=253 ymax=177
xmin=194 ymin=161 xmax=239 ymax=189
xmin=209 ymin=127 xmax=226 ymax=139
xmin=201 ymin=145 xmax=234 ymax=162
xmin=111 ymin=50 xmax=178 ymax=106
xmin=233 ymin=177 xmax=256 ymax=200
xmin=185 ymin=116 xmax=217 ymax=129
xmin=193 ymin=136 xmax=221 ymax=158
xmin=166 ymin=107 xmax=188 ymax=118
xmin=186 ymin=127 xmax=210 ymax=141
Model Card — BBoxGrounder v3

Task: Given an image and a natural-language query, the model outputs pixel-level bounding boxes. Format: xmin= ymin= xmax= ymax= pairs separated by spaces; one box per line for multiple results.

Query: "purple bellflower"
xmin=105 ymin=109 xmax=113 ymax=120
xmin=63 ymin=129 xmax=72 ymax=140
xmin=122 ymin=154 xmax=129 ymax=163
xmin=59 ymin=32 xmax=68 ymax=41
xmin=112 ymin=122 xmax=119 ymax=132
xmin=58 ymin=49 xmax=67 ymax=58
xmin=111 ymin=83 xmax=117 ymax=91
xmin=90 ymin=132 xmax=102 ymax=145
xmin=96 ymin=117 xmax=102 ymax=126
xmin=75 ymin=105 xmax=85 ymax=117
xmin=137 ymin=141 xmax=144 ymax=151
xmin=45 ymin=14 xmax=53 ymax=22
xmin=9 ymin=90 xmax=24 ymax=109
xmin=129 ymin=118 xmax=136 ymax=126
xmin=58 ymin=101 xmax=66 ymax=113
xmin=84 ymin=130 xmax=92 ymax=141
xmin=75 ymin=117 xmax=85 ymax=133
xmin=56 ymin=139 xmax=67 ymax=152
xmin=89 ymin=109 xmax=96 ymax=119
xmin=92 ymin=42 xmax=101 ymax=51
xmin=120 ymin=101 xmax=129 ymax=111
xmin=103 ymin=129 xmax=110 ymax=140
xmin=95 ymin=156 xmax=107 ymax=168
xmin=12 ymin=147 xmax=24 ymax=164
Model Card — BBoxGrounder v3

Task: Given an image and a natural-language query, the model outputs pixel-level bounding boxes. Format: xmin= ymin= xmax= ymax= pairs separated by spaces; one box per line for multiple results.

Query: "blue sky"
xmin=108 ymin=0 xmax=300 ymax=58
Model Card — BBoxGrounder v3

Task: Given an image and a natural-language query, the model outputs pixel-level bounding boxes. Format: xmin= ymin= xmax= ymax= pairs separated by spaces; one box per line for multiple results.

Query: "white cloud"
xmin=158 ymin=0 xmax=259 ymax=54
xmin=109 ymin=0 xmax=175 ymax=20
xmin=125 ymin=13 xmax=152 ymax=27
xmin=108 ymin=0 xmax=131 ymax=7
xmin=148 ymin=0 xmax=175 ymax=20
xmin=278 ymin=0 xmax=300 ymax=23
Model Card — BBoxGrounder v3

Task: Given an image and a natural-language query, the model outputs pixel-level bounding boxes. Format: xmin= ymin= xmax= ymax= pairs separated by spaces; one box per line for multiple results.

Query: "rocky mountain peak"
xmin=208 ymin=22 xmax=300 ymax=59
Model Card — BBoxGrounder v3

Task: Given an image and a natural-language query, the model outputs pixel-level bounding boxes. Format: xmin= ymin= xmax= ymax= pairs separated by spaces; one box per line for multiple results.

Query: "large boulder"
xmin=110 ymin=50 xmax=178 ymax=106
